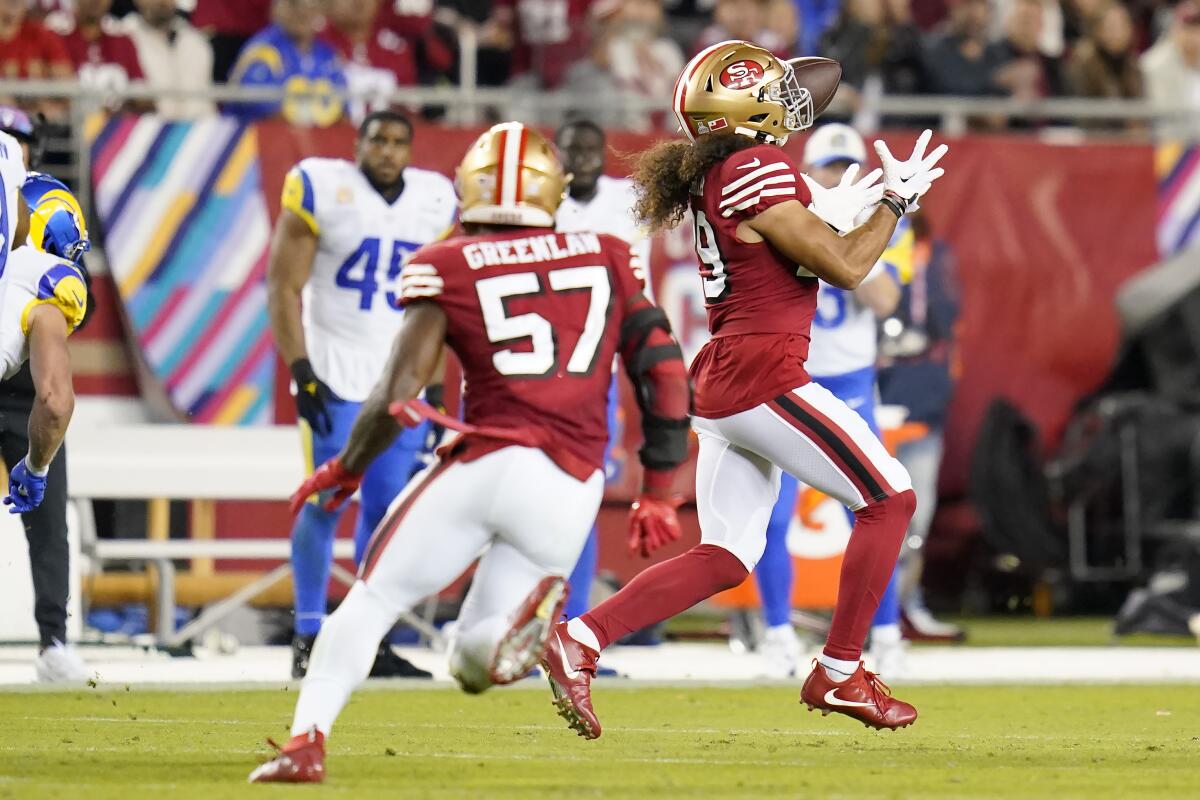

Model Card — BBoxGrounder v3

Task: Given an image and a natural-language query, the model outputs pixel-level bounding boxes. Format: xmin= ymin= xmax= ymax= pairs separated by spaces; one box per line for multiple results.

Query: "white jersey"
xmin=556 ymin=175 xmax=651 ymax=282
xmin=0 ymin=247 xmax=88 ymax=379
xmin=283 ymin=157 xmax=457 ymax=401
xmin=806 ymin=215 xmax=912 ymax=378
xmin=0 ymin=130 xmax=27 ymax=277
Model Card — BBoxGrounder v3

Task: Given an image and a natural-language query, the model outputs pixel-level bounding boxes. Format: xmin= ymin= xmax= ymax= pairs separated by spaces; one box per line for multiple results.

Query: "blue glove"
xmin=4 ymin=458 xmax=48 ymax=514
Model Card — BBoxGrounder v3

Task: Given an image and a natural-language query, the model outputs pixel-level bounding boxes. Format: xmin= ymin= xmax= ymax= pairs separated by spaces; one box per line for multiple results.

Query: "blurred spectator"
xmin=993 ymin=0 xmax=1066 ymax=101
xmin=127 ymin=0 xmax=215 ymax=119
xmin=795 ymin=0 xmax=842 ymax=55
xmin=820 ymin=0 xmax=923 ymax=116
xmin=562 ymin=0 xmax=685 ymax=131
xmin=47 ymin=0 xmax=145 ymax=88
xmin=910 ymin=0 xmax=948 ymax=29
xmin=230 ymin=0 xmax=347 ymax=126
xmin=990 ymin=0 xmax=1065 ymax=57
xmin=486 ymin=0 xmax=593 ymax=89
xmin=1141 ymin=0 xmax=1200 ymax=141
xmin=921 ymin=0 xmax=1005 ymax=96
xmin=766 ymin=0 xmax=800 ymax=55
xmin=876 ymin=212 xmax=964 ymax=644
xmin=376 ymin=0 xmax=455 ymax=83
xmin=695 ymin=0 xmax=789 ymax=54
xmin=191 ymin=0 xmax=273 ymax=83
xmin=0 ymin=0 xmax=73 ymax=120
xmin=1067 ymin=1 xmax=1143 ymax=103
xmin=0 ymin=0 xmax=73 ymax=79
xmin=321 ymin=0 xmax=416 ymax=122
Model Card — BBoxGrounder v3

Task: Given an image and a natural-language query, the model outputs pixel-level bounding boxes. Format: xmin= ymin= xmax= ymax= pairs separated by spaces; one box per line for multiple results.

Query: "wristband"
xmin=24 ymin=456 xmax=49 ymax=478
xmin=880 ymin=190 xmax=907 ymax=219
xmin=289 ymin=357 xmax=318 ymax=385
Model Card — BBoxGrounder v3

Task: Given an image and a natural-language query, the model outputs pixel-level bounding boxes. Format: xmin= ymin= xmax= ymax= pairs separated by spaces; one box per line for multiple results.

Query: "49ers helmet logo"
xmin=719 ymin=60 xmax=765 ymax=90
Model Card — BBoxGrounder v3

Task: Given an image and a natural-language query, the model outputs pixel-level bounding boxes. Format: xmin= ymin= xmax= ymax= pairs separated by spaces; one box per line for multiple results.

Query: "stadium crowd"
xmin=0 ymin=0 xmax=1195 ymax=134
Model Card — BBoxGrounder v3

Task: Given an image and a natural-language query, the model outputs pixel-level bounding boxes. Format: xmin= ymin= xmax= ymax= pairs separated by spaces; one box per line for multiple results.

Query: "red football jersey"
xmin=400 ymin=229 xmax=644 ymax=479
xmin=687 ymin=143 xmax=817 ymax=418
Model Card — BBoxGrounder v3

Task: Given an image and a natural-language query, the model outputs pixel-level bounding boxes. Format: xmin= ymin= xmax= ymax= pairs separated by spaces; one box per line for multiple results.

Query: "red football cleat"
xmin=489 ymin=575 xmax=569 ymax=686
xmin=247 ymin=728 xmax=326 ymax=783
xmin=540 ymin=621 xmax=602 ymax=740
xmin=800 ymin=660 xmax=918 ymax=730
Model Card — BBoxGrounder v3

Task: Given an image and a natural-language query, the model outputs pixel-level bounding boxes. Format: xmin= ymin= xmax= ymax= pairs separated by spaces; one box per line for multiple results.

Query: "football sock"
xmin=291 ymin=502 xmax=340 ymax=637
xmin=292 ymin=582 xmax=397 ymax=737
xmin=567 ymin=617 xmax=602 ymax=652
xmin=823 ymin=489 xmax=916 ymax=661
xmin=755 ymin=474 xmax=799 ymax=628
xmin=581 ymin=544 xmax=748 ymax=651
xmin=565 ymin=526 xmax=600 ymax=619
xmin=818 ymin=654 xmax=859 ymax=682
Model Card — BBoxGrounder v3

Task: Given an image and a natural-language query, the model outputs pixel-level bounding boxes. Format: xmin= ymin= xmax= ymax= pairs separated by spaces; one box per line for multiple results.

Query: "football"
xmin=789 ymin=56 xmax=842 ymax=117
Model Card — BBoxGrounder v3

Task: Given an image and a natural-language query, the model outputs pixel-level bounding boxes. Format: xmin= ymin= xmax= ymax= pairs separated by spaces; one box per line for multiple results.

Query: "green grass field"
xmin=1 ymin=683 xmax=1197 ymax=799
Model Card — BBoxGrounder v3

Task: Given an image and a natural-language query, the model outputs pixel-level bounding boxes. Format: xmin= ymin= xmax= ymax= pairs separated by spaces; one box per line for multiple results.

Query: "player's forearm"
xmin=27 ymin=387 xmax=73 ymax=472
xmin=266 ymin=284 xmax=308 ymax=366
xmin=339 ymin=386 xmax=402 ymax=475
xmin=836 ymin=207 xmax=899 ymax=289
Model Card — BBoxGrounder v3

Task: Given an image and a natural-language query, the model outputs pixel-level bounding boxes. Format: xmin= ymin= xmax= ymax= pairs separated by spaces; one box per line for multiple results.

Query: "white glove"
xmin=873 ymin=128 xmax=948 ymax=213
xmin=801 ymin=163 xmax=885 ymax=234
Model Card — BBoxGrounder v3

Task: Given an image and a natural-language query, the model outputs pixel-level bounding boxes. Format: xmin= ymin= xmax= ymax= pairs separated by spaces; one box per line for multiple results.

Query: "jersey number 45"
xmin=336 ymin=237 xmax=421 ymax=311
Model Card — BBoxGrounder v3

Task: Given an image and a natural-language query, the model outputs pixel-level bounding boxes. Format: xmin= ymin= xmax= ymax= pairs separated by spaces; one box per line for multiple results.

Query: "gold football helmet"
xmin=456 ymin=122 xmax=568 ymax=228
xmin=672 ymin=40 xmax=815 ymax=144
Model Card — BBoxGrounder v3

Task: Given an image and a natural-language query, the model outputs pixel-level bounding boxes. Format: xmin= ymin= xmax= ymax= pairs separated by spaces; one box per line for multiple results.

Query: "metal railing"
xmin=2 ymin=78 xmax=1196 ymax=219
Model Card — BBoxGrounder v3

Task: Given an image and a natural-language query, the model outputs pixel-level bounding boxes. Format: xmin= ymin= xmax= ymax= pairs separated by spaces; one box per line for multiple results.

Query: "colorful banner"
xmin=91 ymin=115 xmax=275 ymax=424
xmin=1155 ymin=141 xmax=1200 ymax=257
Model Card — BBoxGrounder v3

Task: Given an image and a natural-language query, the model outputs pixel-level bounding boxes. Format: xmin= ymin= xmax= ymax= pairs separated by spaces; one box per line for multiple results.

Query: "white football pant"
xmin=292 ymin=445 xmax=603 ymax=735
xmin=692 ymin=381 xmax=912 ymax=572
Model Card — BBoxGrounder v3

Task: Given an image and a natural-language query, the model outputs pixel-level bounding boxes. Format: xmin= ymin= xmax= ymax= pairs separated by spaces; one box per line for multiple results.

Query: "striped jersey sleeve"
xmin=399 ymin=260 xmax=445 ymax=301
xmin=715 ymin=146 xmax=810 ymax=220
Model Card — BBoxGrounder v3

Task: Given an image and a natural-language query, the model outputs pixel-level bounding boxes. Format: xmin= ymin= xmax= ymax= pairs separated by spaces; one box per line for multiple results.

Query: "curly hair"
xmin=632 ymin=133 xmax=762 ymax=231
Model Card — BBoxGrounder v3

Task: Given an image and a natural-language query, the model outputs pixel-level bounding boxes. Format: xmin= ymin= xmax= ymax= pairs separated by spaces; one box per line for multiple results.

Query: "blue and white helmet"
xmin=22 ymin=172 xmax=90 ymax=265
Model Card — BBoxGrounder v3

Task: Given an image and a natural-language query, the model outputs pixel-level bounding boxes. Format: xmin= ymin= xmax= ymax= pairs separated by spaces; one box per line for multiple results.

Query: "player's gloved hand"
xmin=627 ymin=489 xmax=684 ymax=559
xmin=802 ymin=163 xmax=884 ymax=233
xmin=289 ymin=457 xmax=362 ymax=514
xmin=290 ymin=358 xmax=334 ymax=437
xmin=873 ymin=129 xmax=948 ymax=214
xmin=4 ymin=457 xmax=48 ymax=514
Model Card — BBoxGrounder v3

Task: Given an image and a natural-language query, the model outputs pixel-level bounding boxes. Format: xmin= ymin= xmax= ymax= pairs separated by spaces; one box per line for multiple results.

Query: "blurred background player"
xmin=250 ymin=122 xmax=690 ymax=783
xmin=266 ymin=109 xmax=456 ymax=679
xmin=754 ymin=122 xmax=911 ymax=678
xmin=553 ymin=118 xmax=655 ymax=624
xmin=0 ymin=107 xmax=94 ymax=683
xmin=542 ymin=42 xmax=947 ymax=739
xmin=878 ymin=212 xmax=965 ymax=643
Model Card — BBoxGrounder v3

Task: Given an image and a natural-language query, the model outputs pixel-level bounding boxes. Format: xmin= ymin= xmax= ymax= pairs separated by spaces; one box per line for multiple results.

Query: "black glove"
xmin=290 ymin=358 xmax=334 ymax=436
xmin=420 ymin=383 xmax=447 ymax=460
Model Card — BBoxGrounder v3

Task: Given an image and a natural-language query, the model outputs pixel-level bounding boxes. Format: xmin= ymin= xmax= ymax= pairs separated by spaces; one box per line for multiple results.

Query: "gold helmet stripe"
xmin=673 ymin=41 xmax=737 ymax=141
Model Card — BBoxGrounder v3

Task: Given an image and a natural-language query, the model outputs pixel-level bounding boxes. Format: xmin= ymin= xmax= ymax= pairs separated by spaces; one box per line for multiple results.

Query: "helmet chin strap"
xmin=733 ymin=126 xmax=787 ymax=145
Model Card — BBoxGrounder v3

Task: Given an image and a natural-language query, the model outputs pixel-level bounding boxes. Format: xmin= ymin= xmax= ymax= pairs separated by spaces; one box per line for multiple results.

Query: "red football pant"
xmin=824 ymin=489 xmax=916 ymax=660
xmin=581 ymin=544 xmax=747 ymax=650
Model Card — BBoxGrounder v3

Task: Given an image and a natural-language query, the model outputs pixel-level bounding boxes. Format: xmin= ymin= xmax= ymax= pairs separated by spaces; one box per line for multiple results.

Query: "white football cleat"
xmin=35 ymin=640 xmax=94 ymax=684
xmin=760 ymin=623 xmax=803 ymax=678
xmin=867 ymin=637 xmax=909 ymax=681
